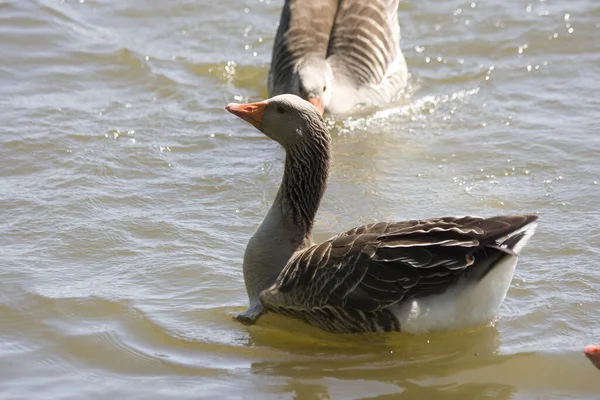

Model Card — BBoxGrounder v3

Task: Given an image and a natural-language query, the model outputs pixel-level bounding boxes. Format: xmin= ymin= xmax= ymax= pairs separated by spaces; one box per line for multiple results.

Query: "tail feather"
xmin=467 ymin=218 xmax=537 ymax=281
xmin=496 ymin=219 xmax=538 ymax=255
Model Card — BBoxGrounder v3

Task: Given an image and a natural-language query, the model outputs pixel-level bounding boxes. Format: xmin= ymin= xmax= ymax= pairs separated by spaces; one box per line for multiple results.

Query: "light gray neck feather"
xmin=242 ymin=127 xmax=331 ymax=310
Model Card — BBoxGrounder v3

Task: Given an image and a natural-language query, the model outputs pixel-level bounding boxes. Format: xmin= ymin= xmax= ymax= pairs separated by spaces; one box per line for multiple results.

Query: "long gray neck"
xmin=242 ymin=131 xmax=331 ymax=310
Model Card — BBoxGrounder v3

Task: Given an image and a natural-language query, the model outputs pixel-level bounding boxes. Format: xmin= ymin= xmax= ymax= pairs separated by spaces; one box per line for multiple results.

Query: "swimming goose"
xmin=268 ymin=0 xmax=408 ymax=115
xmin=225 ymin=94 xmax=538 ymax=334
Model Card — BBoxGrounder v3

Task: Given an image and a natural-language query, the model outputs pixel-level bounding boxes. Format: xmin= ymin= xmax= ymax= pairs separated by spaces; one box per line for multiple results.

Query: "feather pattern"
xmin=268 ymin=0 xmax=408 ymax=114
xmin=327 ymin=0 xmax=401 ymax=86
xmin=260 ymin=215 xmax=538 ymax=333
xmin=268 ymin=0 xmax=338 ymax=96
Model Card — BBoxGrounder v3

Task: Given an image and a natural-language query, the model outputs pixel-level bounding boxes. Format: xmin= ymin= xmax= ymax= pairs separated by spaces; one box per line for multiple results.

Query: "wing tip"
xmin=500 ymin=217 xmax=538 ymax=255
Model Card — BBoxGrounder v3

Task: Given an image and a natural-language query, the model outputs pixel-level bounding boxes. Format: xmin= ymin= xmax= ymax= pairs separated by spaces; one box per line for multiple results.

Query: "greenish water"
xmin=1 ymin=0 xmax=599 ymax=398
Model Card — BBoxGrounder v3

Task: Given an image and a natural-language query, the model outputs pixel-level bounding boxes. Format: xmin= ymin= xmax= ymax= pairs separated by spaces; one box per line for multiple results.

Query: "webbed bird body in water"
xmin=226 ymin=94 xmax=537 ymax=334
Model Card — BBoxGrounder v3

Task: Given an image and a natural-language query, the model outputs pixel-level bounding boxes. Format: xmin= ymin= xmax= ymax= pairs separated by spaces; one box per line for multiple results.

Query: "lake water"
xmin=1 ymin=0 xmax=600 ymax=398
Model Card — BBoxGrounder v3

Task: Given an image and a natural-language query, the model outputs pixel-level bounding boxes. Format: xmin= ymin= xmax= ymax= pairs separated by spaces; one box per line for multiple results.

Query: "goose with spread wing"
xmin=225 ymin=94 xmax=538 ymax=334
xmin=269 ymin=0 xmax=408 ymax=115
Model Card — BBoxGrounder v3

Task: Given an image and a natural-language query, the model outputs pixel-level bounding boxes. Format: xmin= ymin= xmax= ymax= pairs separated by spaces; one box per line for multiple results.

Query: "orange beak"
xmin=585 ymin=345 xmax=600 ymax=370
xmin=225 ymin=100 xmax=268 ymax=128
xmin=308 ymin=97 xmax=324 ymax=115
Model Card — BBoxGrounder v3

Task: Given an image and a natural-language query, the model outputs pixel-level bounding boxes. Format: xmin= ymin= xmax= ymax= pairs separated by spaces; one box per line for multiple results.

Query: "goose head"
xmin=225 ymin=94 xmax=329 ymax=150
xmin=292 ymin=58 xmax=333 ymax=115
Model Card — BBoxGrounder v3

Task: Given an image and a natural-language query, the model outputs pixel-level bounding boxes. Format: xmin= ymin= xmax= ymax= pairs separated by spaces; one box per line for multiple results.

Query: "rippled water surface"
xmin=2 ymin=0 xmax=600 ymax=398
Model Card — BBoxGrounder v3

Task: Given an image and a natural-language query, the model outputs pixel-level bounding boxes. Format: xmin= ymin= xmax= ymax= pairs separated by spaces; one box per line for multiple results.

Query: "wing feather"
xmin=261 ymin=215 xmax=537 ymax=314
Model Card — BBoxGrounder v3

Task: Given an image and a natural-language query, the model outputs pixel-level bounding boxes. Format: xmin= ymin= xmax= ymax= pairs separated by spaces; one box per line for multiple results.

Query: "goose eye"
xmin=276 ymin=106 xmax=285 ymax=114
xmin=322 ymin=85 xmax=327 ymax=92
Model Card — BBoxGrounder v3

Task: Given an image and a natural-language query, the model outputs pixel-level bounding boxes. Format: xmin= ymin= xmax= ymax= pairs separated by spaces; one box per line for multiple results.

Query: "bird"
xmin=585 ymin=346 xmax=600 ymax=370
xmin=225 ymin=94 xmax=538 ymax=334
xmin=268 ymin=0 xmax=408 ymax=115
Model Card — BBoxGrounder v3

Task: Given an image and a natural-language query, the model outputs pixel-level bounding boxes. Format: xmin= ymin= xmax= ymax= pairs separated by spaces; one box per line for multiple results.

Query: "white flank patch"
xmin=392 ymin=254 xmax=519 ymax=334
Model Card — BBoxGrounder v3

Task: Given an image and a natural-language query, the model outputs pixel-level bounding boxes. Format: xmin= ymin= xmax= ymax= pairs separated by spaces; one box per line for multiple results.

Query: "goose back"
xmin=268 ymin=0 xmax=339 ymax=96
xmin=268 ymin=0 xmax=408 ymax=113
xmin=327 ymin=0 xmax=401 ymax=86
xmin=326 ymin=0 xmax=407 ymax=111
xmin=259 ymin=215 xmax=537 ymax=333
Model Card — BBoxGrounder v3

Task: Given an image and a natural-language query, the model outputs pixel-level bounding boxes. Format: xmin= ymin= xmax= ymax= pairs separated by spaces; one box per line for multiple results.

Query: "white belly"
xmin=392 ymin=254 xmax=519 ymax=334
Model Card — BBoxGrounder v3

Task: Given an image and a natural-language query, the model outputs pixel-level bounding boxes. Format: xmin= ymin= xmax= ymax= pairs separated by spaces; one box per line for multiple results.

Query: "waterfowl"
xmin=225 ymin=94 xmax=538 ymax=334
xmin=585 ymin=346 xmax=600 ymax=370
xmin=268 ymin=0 xmax=408 ymax=115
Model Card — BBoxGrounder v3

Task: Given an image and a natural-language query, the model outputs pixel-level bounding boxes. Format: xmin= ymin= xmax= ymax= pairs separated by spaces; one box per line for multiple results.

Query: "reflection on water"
xmin=1 ymin=0 xmax=600 ymax=398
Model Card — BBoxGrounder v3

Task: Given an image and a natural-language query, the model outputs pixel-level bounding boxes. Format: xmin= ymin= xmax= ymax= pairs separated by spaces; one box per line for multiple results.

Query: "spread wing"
xmin=326 ymin=0 xmax=402 ymax=86
xmin=268 ymin=0 xmax=338 ymax=95
xmin=261 ymin=215 xmax=537 ymax=313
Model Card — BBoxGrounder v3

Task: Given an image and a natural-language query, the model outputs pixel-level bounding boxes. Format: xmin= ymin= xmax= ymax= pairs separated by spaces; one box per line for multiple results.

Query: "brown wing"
xmin=326 ymin=0 xmax=401 ymax=86
xmin=261 ymin=215 xmax=537 ymax=312
xmin=268 ymin=0 xmax=338 ymax=94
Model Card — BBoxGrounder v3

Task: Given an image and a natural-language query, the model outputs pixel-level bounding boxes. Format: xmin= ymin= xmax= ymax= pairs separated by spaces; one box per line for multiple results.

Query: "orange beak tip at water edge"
xmin=585 ymin=345 xmax=600 ymax=356
xmin=308 ymin=97 xmax=324 ymax=115
xmin=225 ymin=101 xmax=267 ymax=128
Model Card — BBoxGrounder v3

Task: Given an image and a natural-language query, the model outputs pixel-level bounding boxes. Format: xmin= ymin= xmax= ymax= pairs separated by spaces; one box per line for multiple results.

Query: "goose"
xmin=225 ymin=94 xmax=538 ymax=334
xmin=268 ymin=0 xmax=408 ymax=115
xmin=585 ymin=346 xmax=600 ymax=370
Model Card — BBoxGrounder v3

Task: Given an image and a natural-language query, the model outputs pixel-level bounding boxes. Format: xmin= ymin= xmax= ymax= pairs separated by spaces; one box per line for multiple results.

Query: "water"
xmin=1 ymin=0 xmax=600 ymax=398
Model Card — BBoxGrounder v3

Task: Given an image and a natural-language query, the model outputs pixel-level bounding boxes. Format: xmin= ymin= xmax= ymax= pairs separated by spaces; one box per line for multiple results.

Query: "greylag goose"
xmin=585 ymin=346 xmax=600 ymax=370
xmin=268 ymin=0 xmax=408 ymax=115
xmin=225 ymin=94 xmax=538 ymax=334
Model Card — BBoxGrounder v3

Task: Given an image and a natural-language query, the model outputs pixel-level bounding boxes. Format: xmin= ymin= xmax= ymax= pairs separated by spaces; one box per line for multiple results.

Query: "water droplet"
xmin=564 ymin=13 xmax=570 ymax=21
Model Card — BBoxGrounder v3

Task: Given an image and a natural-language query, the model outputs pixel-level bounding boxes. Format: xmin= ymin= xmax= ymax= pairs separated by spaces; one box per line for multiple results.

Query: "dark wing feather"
xmin=261 ymin=215 xmax=537 ymax=313
xmin=269 ymin=0 xmax=339 ymax=94
xmin=326 ymin=0 xmax=400 ymax=86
